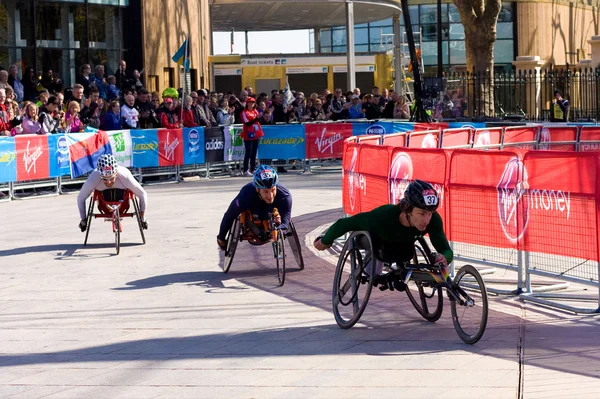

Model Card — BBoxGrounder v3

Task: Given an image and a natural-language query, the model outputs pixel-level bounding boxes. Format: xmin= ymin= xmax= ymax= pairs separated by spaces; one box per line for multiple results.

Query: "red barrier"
xmin=357 ymin=134 xmax=381 ymax=145
xmin=473 ymin=127 xmax=503 ymax=150
xmin=578 ymin=126 xmax=600 ymax=152
xmin=441 ymin=128 xmax=472 ymax=149
xmin=158 ymin=129 xmax=184 ymax=166
xmin=448 ymin=149 xmax=523 ymax=249
xmin=342 ymin=141 xmax=361 ymax=214
xmin=408 ymin=130 xmax=441 ymax=148
xmin=15 ymin=135 xmax=50 ymax=181
xmin=537 ymin=126 xmax=578 ymax=151
xmin=382 ymin=132 xmax=407 ymax=147
xmin=502 ymin=126 xmax=538 ymax=150
xmin=305 ymin=123 xmax=353 ymax=159
xmin=357 ymin=144 xmax=390 ymax=212
xmin=522 ymin=151 xmax=599 ymax=261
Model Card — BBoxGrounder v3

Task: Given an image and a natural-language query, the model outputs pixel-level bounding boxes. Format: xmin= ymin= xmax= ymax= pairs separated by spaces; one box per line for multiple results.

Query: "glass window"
xmin=355 ymin=44 xmax=369 ymax=52
xmin=448 ymin=23 xmax=464 ymax=40
xmin=321 ymin=46 xmax=332 ymax=53
xmin=332 ymin=45 xmax=346 ymax=53
xmin=498 ymin=3 xmax=513 ymax=22
xmin=356 ymin=22 xmax=368 ymax=28
xmin=354 ymin=28 xmax=368 ymax=45
xmin=420 ymin=4 xmax=448 ymax=24
xmin=496 ymin=22 xmax=513 ymax=39
xmin=448 ymin=4 xmax=461 ymax=23
xmin=369 ymin=26 xmax=392 ymax=44
xmin=320 ymin=29 xmax=331 ymax=47
xmin=0 ymin=0 xmax=35 ymax=46
xmin=449 ymin=40 xmax=466 ymax=65
xmin=332 ymin=28 xmax=346 ymax=46
xmin=421 ymin=41 xmax=448 ymax=66
xmin=371 ymin=17 xmax=392 ymax=27
xmin=400 ymin=6 xmax=419 ymax=26
xmin=494 ymin=39 xmax=514 ymax=64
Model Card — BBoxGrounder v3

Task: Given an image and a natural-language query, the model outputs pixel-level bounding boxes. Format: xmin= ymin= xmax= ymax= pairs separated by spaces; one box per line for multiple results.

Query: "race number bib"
xmin=260 ymin=170 xmax=274 ymax=180
xmin=422 ymin=189 xmax=438 ymax=206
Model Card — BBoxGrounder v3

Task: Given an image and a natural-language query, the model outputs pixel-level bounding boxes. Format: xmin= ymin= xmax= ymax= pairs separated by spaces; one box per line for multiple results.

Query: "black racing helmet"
xmin=403 ymin=180 xmax=439 ymax=211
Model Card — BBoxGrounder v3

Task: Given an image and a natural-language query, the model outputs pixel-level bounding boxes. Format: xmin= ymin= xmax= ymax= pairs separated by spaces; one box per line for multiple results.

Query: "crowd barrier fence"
xmin=343 ymin=135 xmax=600 ymax=313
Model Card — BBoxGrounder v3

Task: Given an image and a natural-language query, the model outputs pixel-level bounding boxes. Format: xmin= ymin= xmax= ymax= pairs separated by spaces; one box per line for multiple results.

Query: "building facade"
xmin=0 ymin=0 xmax=210 ymax=95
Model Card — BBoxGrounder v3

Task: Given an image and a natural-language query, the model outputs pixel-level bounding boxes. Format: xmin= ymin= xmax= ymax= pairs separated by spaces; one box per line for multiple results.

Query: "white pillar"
xmin=512 ymin=55 xmax=544 ymax=119
xmin=588 ymin=36 xmax=600 ymax=68
xmin=393 ymin=14 xmax=402 ymax=93
xmin=345 ymin=1 xmax=356 ymax=92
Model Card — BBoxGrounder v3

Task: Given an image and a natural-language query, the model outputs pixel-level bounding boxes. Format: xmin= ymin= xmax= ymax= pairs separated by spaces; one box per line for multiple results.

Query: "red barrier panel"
xmin=305 ymin=123 xmax=354 ymax=159
xmin=357 ymin=144 xmax=391 ymax=212
xmin=357 ymin=134 xmax=381 ymax=145
xmin=522 ymin=151 xmax=599 ymax=261
xmin=502 ymin=126 xmax=538 ymax=150
xmin=389 ymin=148 xmax=449 ymax=229
xmin=382 ymin=132 xmax=407 ymax=147
xmin=342 ymin=141 xmax=362 ymax=215
xmin=15 ymin=135 xmax=50 ymax=181
xmin=408 ymin=130 xmax=440 ymax=148
xmin=158 ymin=129 xmax=184 ymax=166
xmin=441 ymin=128 xmax=472 ymax=149
xmin=537 ymin=126 xmax=578 ymax=151
xmin=473 ymin=127 xmax=503 ymax=150
xmin=448 ymin=149 xmax=522 ymax=249
xmin=578 ymin=126 xmax=600 ymax=152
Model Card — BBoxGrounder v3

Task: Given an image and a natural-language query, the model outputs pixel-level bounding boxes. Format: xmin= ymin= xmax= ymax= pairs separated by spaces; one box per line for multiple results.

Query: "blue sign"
xmin=259 ymin=125 xmax=306 ymax=160
xmin=391 ymin=122 xmax=419 ymax=132
xmin=448 ymin=122 xmax=486 ymax=129
xmin=183 ymin=127 xmax=205 ymax=165
xmin=48 ymin=134 xmax=71 ymax=178
xmin=131 ymin=129 xmax=159 ymax=167
xmin=0 ymin=137 xmax=17 ymax=183
xmin=353 ymin=122 xmax=400 ymax=136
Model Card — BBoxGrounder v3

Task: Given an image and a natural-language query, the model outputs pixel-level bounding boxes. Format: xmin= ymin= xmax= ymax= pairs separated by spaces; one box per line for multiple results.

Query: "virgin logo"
xmin=422 ymin=133 xmax=438 ymax=148
xmin=388 ymin=152 xmax=413 ymax=204
xmin=23 ymin=141 xmax=43 ymax=174
xmin=497 ymin=158 xmax=530 ymax=242
xmin=316 ymin=127 xmax=342 ymax=154
xmin=164 ymin=132 xmax=180 ymax=161
xmin=346 ymin=147 xmax=365 ymax=211
xmin=474 ymin=131 xmax=491 ymax=147
xmin=538 ymin=127 xmax=551 ymax=150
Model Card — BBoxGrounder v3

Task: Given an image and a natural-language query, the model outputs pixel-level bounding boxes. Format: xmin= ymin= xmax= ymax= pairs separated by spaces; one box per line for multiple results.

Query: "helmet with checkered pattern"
xmin=97 ymin=154 xmax=118 ymax=177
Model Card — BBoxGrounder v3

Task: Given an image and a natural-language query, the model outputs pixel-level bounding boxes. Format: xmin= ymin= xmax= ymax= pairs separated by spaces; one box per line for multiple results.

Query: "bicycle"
xmin=223 ymin=209 xmax=304 ymax=286
xmin=83 ymin=190 xmax=146 ymax=255
xmin=331 ymin=231 xmax=488 ymax=344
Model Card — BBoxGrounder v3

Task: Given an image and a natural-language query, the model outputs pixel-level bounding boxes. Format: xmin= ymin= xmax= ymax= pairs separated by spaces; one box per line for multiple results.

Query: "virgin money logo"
xmin=422 ymin=133 xmax=438 ymax=148
xmin=316 ymin=127 xmax=342 ymax=154
xmin=497 ymin=158 xmax=529 ymax=242
xmin=23 ymin=141 xmax=43 ymax=174
xmin=164 ymin=131 xmax=180 ymax=161
xmin=538 ymin=127 xmax=551 ymax=150
xmin=346 ymin=147 xmax=365 ymax=211
xmin=474 ymin=130 xmax=491 ymax=147
xmin=388 ymin=152 xmax=413 ymax=204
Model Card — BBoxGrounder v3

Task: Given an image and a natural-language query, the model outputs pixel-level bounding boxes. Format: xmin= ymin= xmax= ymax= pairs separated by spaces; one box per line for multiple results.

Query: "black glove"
xmin=141 ymin=220 xmax=148 ymax=230
xmin=78 ymin=219 xmax=87 ymax=232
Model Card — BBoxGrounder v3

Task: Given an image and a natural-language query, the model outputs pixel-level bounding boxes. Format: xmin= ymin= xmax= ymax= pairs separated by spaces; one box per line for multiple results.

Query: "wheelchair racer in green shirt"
xmin=313 ymin=180 xmax=452 ymax=276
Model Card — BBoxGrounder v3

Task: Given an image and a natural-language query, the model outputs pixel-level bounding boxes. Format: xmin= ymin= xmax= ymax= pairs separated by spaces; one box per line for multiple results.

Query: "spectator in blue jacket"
xmin=347 ymin=95 xmax=365 ymax=119
xmin=103 ymin=100 xmax=122 ymax=131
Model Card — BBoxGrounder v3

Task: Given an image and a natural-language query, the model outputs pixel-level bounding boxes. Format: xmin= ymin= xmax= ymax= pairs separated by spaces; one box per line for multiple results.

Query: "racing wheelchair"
xmin=331 ymin=231 xmax=488 ymax=344
xmin=222 ymin=209 xmax=304 ymax=286
xmin=83 ymin=189 xmax=146 ymax=255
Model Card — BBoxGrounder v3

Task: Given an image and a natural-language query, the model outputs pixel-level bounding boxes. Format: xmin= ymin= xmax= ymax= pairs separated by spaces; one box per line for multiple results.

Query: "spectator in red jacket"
xmin=181 ymin=95 xmax=196 ymax=127
xmin=155 ymin=97 xmax=181 ymax=129
xmin=241 ymin=97 xmax=263 ymax=176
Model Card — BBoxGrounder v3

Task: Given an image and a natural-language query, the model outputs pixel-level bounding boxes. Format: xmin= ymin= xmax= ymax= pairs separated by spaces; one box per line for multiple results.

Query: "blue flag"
xmin=172 ymin=36 xmax=191 ymax=70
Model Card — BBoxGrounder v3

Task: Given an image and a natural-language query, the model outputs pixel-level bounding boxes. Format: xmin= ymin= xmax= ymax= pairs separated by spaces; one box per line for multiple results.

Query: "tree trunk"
xmin=453 ymin=0 xmax=502 ymax=117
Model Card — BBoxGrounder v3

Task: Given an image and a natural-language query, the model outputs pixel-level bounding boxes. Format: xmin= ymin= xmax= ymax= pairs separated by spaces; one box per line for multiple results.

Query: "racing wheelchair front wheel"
xmin=450 ymin=265 xmax=488 ymax=344
xmin=223 ymin=216 xmax=241 ymax=273
xmin=405 ymin=245 xmax=443 ymax=322
xmin=332 ymin=231 xmax=376 ymax=329
xmin=286 ymin=220 xmax=304 ymax=270
xmin=113 ymin=209 xmax=121 ymax=256
xmin=274 ymin=228 xmax=286 ymax=286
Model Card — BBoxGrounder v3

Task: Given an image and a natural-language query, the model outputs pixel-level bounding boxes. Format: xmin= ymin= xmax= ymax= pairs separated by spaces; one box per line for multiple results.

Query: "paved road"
xmin=1 ymin=171 xmax=598 ymax=398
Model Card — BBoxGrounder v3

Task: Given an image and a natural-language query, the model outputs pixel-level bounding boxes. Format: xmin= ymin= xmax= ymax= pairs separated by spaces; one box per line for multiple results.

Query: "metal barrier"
xmin=10 ymin=178 xmax=60 ymax=200
xmin=138 ymin=166 xmax=180 ymax=184
xmin=0 ymin=182 xmax=10 ymax=202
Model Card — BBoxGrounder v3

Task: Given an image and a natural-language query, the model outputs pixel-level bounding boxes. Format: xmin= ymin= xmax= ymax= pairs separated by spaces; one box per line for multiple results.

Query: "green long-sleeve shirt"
xmin=322 ymin=205 xmax=453 ymax=264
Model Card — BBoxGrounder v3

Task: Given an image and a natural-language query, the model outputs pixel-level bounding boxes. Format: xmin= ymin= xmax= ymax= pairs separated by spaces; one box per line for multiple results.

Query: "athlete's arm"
xmin=427 ymin=212 xmax=453 ymax=264
xmin=217 ymin=188 xmax=252 ymax=241
xmin=275 ymin=190 xmax=292 ymax=231
xmin=77 ymin=172 xmax=102 ymax=220
xmin=320 ymin=211 xmax=375 ymax=247
xmin=119 ymin=167 xmax=147 ymax=215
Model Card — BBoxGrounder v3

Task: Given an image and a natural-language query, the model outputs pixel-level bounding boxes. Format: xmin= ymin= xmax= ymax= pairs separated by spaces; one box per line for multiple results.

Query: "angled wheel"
xmin=450 ymin=265 xmax=488 ymax=344
xmin=332 ymin=231 xmax=376 ymax=329
xmin=286 ymin=220 xmax=304 ymax=270
xmin=83 ymin=197 xmax=94 ymax=246
xmin=133 ymin=197 xmax=146 ymax=245
xmin=274 ymin=229 xmax=286 ymax=286
xmin=114 ymin=209 xmax=121 ymax=256
xmin=405 ymin=245 xmax=443 ymax=322
xmin=223 ymin=216 xmax=241 ymax=273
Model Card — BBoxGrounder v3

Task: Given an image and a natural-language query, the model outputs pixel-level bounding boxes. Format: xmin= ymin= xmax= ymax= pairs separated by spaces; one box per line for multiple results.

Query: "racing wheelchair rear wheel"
xmin=83 ymin=196 xmax=95 ymax=246
xmin=405 ymin=244 xmax=443 ymax=322
xmin=133 ymin=197 xmax=146 ymax=245
xmin=274 ymin=228 xmax=286 ymax=286
xmin=450 ymin=265 xmax=488 ymax=344
xmin=332 ymin=231 xmax=376 ymax=329
xmin=223 ymin=216 xmax=241 ymax=273
xmin=286 ymin=220 xmax=304 ymax=270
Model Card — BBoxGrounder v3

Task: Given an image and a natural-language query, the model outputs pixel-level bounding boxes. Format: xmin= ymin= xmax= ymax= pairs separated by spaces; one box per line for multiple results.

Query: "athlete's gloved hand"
xmin=78 ymin=219 xmax=87 ymax=232
xmin=141 ymin=219 xmax=148 ymax=230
